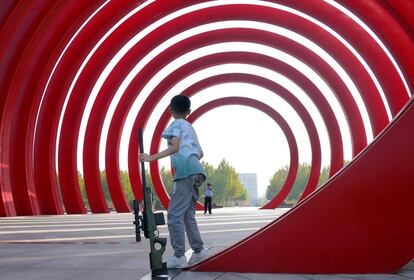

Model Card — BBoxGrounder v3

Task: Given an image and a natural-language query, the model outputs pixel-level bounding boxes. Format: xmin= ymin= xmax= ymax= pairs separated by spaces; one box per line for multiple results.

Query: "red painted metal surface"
xmin=278 ymin=0 xmax=410 ymax=116
xmin=13 ymin=0 xmax=95 ymax=215
xmin=56 ymin=0 xmax=139 ymax=213
xmin=381 ymin=0 xmax=414 ymax=37
xmin=28 ymin=0 xmax=112 ymax=215
xmin=6 ymin=0 xmax=98 ymax=217
xmin=32 ymin=0 xmax=123 ymax=214
xmin=0 ymin=0 xmax=57 ymax=216
xmin=0 ymin=4 xmax=412 ymax=274
xmin=341 ymin=0 xmax=414 ymax=95
xmin=0 ymin=1 xmax=16 ymax=28
xmin=192 ymin=95 xmax=414 ymax=273
xmin=1 ymin=0 xmax=414 ymax=273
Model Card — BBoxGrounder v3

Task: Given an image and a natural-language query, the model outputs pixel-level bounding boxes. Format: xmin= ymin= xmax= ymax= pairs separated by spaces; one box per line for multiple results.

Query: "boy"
xmin=139 ymin=94 xmax=208 ymax=268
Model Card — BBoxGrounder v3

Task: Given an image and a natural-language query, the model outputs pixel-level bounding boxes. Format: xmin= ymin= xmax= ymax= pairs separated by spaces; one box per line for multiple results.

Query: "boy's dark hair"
xmin=170 ymin=95 xmax=190 ymax=114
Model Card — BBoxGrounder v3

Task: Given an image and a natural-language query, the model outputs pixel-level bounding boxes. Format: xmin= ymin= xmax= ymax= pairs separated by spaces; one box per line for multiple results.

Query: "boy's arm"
xmin=139 ymin=136 xmax=180 ymax=162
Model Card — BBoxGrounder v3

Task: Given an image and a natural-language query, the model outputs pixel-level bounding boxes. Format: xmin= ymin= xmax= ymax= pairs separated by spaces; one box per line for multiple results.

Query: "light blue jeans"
xmin=167 ymin=174 xmax=205 ymax=258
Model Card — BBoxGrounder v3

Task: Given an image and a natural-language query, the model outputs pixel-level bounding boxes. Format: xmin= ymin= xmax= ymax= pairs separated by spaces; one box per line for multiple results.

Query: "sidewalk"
xmin=0 ymin=207 xmax=413 ymax=280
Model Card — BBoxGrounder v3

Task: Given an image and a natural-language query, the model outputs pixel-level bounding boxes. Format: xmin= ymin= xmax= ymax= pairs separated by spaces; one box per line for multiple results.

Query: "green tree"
xmin=317 ymin=166 xmax=330 ymax=188
xmin=78 ymin=158 xmax=249 ymax=211
xmin=78 ymin=172 xmax=89 ymax=209
xmin=126 ymin=168 xmax=160 ymax=209
xmin=99 ymin=171 xmax=113 ymax=208
xmin=287 ymin=163 xmax=311 ymax=202
xmin=120 ymin=170 xmax=134 ymax=202
xmin=265 ymin=163 xmax=331 ymax=205
xmin=202 ymin=159 xmax=247 ymax=206
xmin=265 ymin=166 xmax=288 ymax=201
xmin=148 ymin=167 xmax=173 ymax=210
xmin=160 ymin=167 xmax=173 ymax=195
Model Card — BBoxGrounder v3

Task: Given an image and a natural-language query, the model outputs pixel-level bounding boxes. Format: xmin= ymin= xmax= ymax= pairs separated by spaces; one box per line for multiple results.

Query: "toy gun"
xmin=133 ymin=128 xmax=167 ymax=276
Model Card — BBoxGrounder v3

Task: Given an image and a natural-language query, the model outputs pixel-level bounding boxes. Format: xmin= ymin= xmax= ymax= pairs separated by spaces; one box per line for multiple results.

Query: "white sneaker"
xmin=166 ymin=255 xmax=188 ymax=269
xmin=188 ymin=249 xmax=209 ymax=266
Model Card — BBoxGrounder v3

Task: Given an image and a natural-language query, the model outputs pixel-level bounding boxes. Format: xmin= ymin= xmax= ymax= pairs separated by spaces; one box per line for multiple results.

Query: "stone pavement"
xmin=0 ymin=207 xmax=413 ymax=280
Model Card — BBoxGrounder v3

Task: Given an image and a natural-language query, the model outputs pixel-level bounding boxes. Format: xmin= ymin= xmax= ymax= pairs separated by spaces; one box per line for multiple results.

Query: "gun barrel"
xmin=138 ymin=128 xmax=147 ymax=190
xmin=132 ymin=200 xmax=141 ymax=242
xmin=137 ymin=128 xmax=167 ymax=274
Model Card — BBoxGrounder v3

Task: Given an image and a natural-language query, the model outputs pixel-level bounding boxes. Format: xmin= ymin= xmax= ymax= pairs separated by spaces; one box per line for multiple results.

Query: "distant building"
xmin=238 ymin=173 xmax=258 ymax=204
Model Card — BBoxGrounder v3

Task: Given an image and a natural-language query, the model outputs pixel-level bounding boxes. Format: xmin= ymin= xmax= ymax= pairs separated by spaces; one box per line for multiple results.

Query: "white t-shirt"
xmin=162 ymin=119 xmax=205 ymax=180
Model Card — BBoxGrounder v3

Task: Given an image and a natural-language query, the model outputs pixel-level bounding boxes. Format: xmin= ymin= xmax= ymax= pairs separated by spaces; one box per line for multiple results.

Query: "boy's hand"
xmin=139 ymin=153 xmax=151 ymax=162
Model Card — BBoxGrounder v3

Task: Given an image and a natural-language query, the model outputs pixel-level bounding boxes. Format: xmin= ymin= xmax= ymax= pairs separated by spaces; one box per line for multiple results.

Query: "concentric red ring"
xmin=1 ymin=1 xmax=412 ymax=223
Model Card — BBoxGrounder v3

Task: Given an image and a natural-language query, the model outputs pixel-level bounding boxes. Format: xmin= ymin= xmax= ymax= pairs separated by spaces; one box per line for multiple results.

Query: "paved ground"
xmin=0 ymin=207 xmax=413 ymax=280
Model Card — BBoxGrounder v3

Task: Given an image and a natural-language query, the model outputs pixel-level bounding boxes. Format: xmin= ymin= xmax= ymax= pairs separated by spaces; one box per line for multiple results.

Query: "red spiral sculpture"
xmin=1 ymin=0 xmax=413 ymax=273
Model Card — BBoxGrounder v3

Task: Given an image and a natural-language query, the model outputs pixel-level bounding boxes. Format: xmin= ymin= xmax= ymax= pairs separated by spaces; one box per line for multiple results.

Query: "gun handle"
xmin=150 ymin=237 xmax=167 ymax=271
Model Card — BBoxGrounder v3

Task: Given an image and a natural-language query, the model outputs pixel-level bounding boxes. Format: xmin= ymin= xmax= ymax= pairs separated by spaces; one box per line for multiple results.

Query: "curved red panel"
xmin=1 ymin=14 xmax=412 ymax=280
xmin=71 ymin=1 xmax=408 ymax=214
xmin=35 ymin=1 xmax=137 ymax=213
xmin=32 ymin=0 xmax=128 ymax=214
xmin=0 ymin=0 xmax=58 ymax=216
xmin=192 ymin=96 xmax=414 ymax=273
xmin=0 ymin=0 xmax=53 ymax=115
xmin=381 ymin=0 xmax=414 ymax=37
xmin=56 ymin=0 xmax=139 ymax=213
xmin=28 ymin=0 xmax=112 ymax=215
xmin=0 ymin=0 xmax=413 ymax=275
xmin=0 ymin=0 xmax=16 ymax=28
xmin=15 ymin=1 xmax=97 ymax=215
xmin=0 ymin=1 xmax=50 ymax=216
xmin=6 ymin=1 xmax=98 ymax=217
xmin=277 ymin=0 xmax=410 ymax=116
xmin=340 ymin=0 xmax=414 ymax=94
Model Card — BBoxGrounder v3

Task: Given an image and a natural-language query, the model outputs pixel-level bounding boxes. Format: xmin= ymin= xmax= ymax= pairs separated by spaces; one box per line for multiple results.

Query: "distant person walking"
xmin=204 ymin=183 xmax=213 ymax=214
